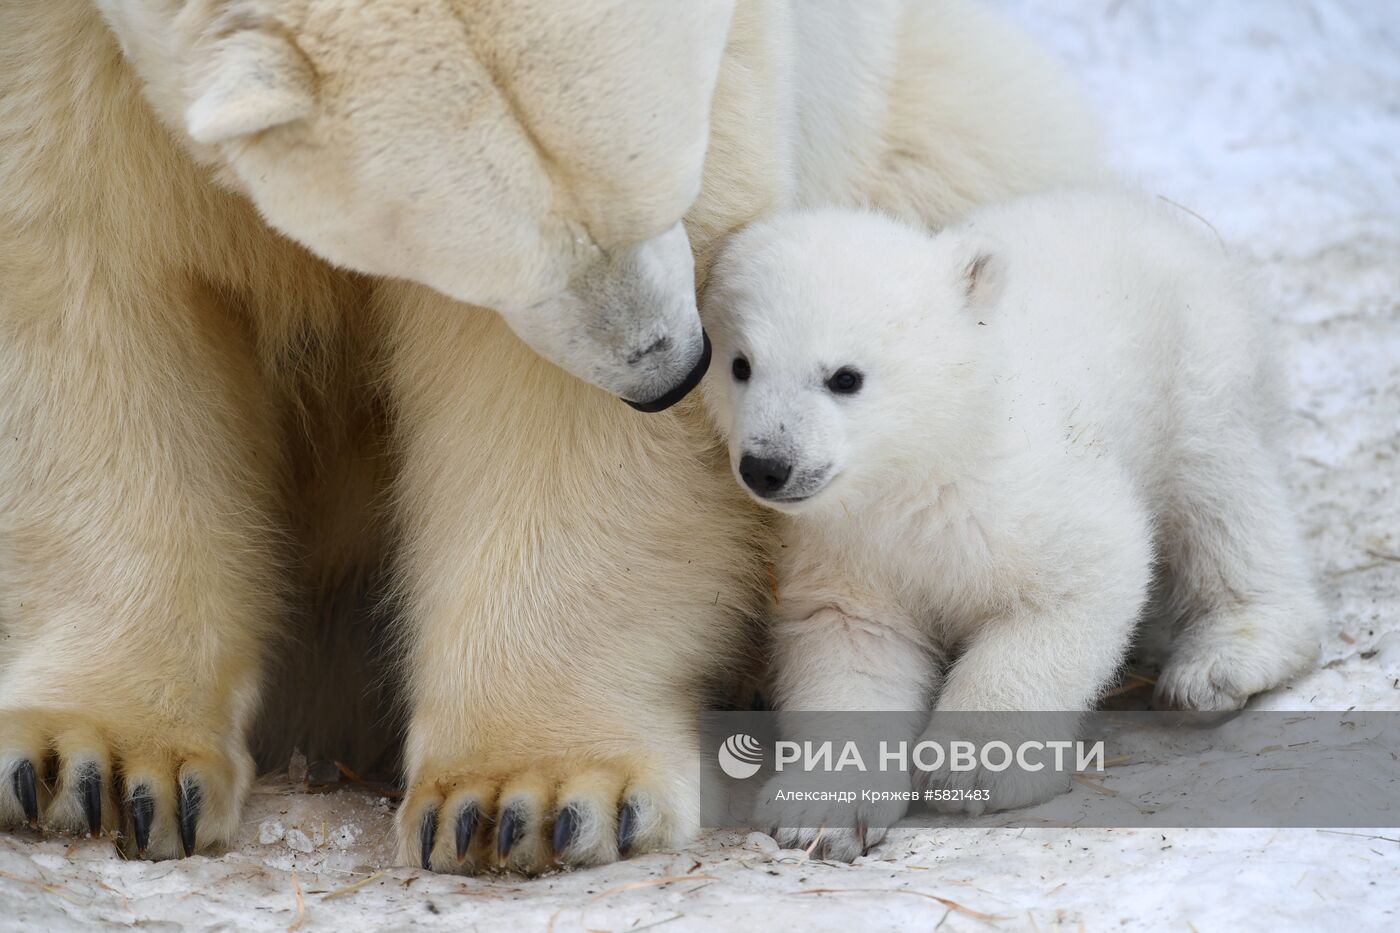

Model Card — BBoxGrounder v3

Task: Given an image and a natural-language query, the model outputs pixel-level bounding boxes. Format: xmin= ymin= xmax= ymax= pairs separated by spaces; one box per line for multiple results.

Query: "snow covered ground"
xmin=3 ymin=1 xmax=1398 ymax=929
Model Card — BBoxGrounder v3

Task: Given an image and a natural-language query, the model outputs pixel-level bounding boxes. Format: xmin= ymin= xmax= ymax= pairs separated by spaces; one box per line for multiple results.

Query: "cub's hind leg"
xmin=1153 ymin=421 xmax=1323 ymax=711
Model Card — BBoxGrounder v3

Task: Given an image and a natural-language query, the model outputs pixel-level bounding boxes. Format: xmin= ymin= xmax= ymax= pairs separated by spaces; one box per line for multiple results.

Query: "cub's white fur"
xmin=702 ymin=190 xmax=1323 ymax=859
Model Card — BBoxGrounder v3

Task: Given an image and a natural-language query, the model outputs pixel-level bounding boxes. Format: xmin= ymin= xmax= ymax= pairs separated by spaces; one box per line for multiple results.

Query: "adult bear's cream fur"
xmin=0 ymin=0 xmax=1095 ymax=871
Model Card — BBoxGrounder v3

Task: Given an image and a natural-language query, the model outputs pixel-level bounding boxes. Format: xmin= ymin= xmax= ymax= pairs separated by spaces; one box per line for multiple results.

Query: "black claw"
xmin=178 ymin=780 xmax=202 ymax=857
xmin=419 ymin=806 xmax=438 ymax=870
xmin=617 ymin=799 xmax=639 ymax=856
xmin=77 ymin=764 xmax=102 ymax=838
xmin=13 ymin=760 xmax=38 ymax=825
xmin=129 ymin=786 xmax=154 ymax=855
xmin=552 ymin=805 xmax=579 ymax=856
xmin=453 ymin=803 xmax=479 ymax=861
xmin=497 ymin=805 xmax=524 ymax=861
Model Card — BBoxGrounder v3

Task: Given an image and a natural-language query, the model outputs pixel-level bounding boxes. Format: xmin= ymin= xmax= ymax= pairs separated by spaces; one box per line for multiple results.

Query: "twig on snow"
xmin=288 ymin=871 xmax=307 ymax=931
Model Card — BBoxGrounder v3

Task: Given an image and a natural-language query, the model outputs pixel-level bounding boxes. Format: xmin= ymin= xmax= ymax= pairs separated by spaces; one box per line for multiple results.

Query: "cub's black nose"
xmin=739 ymin=455 xmax=792 ymax=497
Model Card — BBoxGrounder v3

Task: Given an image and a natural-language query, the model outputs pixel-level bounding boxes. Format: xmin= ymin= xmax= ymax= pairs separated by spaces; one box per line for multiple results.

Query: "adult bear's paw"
xmin=397 ymin=753 xmax=695 ymax=875
xmin=0 ymin=707 xmax=251 ymax=860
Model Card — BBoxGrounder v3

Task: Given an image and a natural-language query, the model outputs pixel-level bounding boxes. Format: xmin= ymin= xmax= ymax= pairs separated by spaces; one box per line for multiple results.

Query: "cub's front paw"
xmin=754 ymin=771 xmax=905 ymax=862
xmin=914 ymin=718 xmax=1074 ymax=816
xmin=0 ymin=708 xmax=251 ymax=859
xmin=398 ymin=752 xmax=696 ymax=875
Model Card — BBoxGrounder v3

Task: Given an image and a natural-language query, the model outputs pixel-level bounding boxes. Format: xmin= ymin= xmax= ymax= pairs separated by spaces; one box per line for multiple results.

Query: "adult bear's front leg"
xmin=385 ymin=286 xmax=767 ymax=874
xmin=0 ymin=278 xmax=284 ymax=858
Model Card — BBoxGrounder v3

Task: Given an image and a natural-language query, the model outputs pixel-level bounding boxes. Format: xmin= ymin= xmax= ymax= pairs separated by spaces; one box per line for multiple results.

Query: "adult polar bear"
xmin=0 ymin=0 xmax=1095 ymax=872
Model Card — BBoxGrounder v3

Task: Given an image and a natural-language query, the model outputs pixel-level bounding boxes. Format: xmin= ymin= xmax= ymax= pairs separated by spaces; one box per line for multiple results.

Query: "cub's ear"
xmin=185 ymin=30 xmax=315 ymax=145
xmin=947 ymin=231 xmax=1005 ymax=312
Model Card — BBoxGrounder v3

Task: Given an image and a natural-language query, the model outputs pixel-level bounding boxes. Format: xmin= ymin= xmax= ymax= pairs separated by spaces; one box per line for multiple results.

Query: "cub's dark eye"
xmin=732 ymin=356 xmax=752 ymax=382
xmin=826 ymin=368 xmax=863 ymax=395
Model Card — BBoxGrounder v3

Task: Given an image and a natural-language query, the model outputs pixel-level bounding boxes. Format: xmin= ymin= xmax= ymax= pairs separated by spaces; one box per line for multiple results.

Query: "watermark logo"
xmin=718 ymin=733 xmax=764 ymax=779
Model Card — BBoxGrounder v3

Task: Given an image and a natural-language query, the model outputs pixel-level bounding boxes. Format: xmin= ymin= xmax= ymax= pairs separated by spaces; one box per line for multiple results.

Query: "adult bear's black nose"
xmin=739 ymin=455 xmax=792 ymax=497
xmin=624 ymin=331 xmax=712 ymax=413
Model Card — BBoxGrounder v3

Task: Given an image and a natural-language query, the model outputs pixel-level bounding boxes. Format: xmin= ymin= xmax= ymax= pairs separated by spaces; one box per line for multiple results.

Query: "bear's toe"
xmin=0 ymin=708 xmax=247 ymax=859
xmin=399 ymin=755 xmax=690 ymax=875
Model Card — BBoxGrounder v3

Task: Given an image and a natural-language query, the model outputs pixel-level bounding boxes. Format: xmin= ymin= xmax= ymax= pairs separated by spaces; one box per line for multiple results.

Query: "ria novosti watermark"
xmin=720 ymin=734 xmax=1104 ymax=779
xmin=700 ymin=711 xmax=1400 ymax=830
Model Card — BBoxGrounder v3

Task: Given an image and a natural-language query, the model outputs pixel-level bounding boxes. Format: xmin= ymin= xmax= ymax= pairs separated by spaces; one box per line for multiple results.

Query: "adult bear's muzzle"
xmin=624 ymin=330 xmax=711 ymax=413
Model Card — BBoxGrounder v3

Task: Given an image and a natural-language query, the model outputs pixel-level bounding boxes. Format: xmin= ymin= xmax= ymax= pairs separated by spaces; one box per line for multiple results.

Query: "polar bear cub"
xmin=701 ymin=189 xmax=1322 ymax=858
